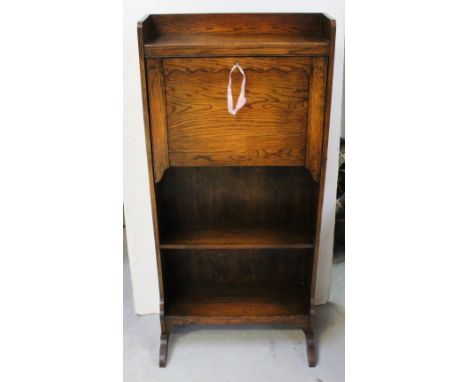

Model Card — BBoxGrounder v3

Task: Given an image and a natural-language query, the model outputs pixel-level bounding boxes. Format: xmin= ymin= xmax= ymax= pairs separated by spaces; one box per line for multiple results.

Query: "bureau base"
xmin=138 ymin=13 xmax=336 ymax=368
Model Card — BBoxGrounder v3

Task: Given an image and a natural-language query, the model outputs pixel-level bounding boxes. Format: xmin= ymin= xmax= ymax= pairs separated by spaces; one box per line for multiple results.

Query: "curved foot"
xmin=305 ymin=331 xmax=317 ymax=367
xmin=159 ymin=334 xmax=169 ymax=367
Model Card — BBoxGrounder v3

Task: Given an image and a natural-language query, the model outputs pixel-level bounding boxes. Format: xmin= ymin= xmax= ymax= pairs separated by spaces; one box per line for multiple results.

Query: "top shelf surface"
xmin=139 ymin=13 xmax=335 ymax=57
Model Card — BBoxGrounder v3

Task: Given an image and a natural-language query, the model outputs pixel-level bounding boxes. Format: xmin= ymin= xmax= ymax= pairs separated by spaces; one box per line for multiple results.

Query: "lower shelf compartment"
xmin=166 ymin=284 xmax=308 ymax=317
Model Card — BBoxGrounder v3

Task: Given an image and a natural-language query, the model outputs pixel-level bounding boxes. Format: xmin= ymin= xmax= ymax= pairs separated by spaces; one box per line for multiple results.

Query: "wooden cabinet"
xmin=138 ymin=13 xmax=335 ymax=367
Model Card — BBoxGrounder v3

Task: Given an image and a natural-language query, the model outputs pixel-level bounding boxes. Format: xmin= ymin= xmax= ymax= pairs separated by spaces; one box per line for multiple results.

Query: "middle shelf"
xmin=159 ymin=221 xmax=314 ymax=249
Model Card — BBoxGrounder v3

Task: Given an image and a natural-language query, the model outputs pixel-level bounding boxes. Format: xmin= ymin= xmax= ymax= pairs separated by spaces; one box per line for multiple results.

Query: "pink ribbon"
xmin=227 ymin=63 xmax=247 ymax=115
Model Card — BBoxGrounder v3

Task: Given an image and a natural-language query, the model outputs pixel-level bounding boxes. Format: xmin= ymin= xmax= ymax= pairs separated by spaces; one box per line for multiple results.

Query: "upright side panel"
xmin=310 ymin=16 xmax=336 ymax=305
xmin=137 ymin=17 xmax=166 ymax=331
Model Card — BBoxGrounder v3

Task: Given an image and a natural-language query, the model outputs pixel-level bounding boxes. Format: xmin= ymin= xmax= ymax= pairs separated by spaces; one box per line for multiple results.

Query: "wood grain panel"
xmin=146 ymin=59 xmax=169 ymax=182
xmin=306 ymin=57 xmax=328 ymax=181
xmin=163 ymin=57 xmax=311 ymax=166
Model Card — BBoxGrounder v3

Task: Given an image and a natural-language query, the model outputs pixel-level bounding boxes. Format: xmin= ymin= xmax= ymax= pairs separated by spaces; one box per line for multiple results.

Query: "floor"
xmin=124 ymin=231 xmax=344 ymax=382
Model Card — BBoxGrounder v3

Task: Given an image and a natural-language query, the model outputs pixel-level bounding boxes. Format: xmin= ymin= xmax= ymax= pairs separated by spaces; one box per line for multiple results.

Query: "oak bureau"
xmin=137 ymin=13 xmax=336 ymax=367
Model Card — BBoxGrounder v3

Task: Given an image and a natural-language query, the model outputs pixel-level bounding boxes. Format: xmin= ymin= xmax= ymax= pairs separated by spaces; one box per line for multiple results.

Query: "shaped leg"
xmin=304 ymin=331 xmax=317 ymax=367
xmin=159 ymin=333 xmax=169 ymax=367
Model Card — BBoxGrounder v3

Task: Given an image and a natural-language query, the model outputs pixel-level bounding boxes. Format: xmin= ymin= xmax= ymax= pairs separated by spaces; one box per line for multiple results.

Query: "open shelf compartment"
xmin=156 ymin=166 xmax=317 ymax=318
xmin=162 ymin=249 xmax=312 ymax=318
xmin=155 ymin=167 xmax=318 ymax=250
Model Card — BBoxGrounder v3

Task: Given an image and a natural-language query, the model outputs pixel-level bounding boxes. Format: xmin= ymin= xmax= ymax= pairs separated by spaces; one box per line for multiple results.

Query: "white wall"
xmin=124 ymin=1 xmax=344 ymax=314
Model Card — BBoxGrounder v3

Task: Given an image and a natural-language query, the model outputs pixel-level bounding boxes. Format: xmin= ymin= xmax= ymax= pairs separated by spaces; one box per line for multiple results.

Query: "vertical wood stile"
xmin=145 ymin=59 xmax=170 ymax=182
xmin=305 ymin=57 xmax=328 ymax=182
